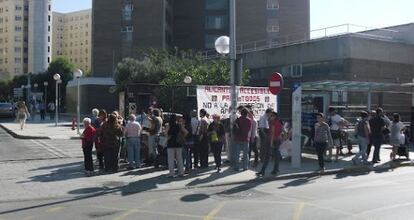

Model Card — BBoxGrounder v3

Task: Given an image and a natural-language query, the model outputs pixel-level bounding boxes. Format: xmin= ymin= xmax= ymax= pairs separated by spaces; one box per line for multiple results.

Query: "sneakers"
xmin=256 ymin=171 xmax=264 ymax=177
xmin=318 ymin=167 xmax=325 ymax=174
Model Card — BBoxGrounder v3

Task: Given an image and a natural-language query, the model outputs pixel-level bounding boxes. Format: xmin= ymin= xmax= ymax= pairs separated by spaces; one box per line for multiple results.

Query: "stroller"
xmin=396 ymin=130 xmax=410 ymax=160
xmin=154 ymin=133 xmax=168 ymax=168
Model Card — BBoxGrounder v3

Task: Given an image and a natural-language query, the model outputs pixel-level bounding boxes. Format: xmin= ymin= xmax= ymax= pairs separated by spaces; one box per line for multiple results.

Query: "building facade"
xmin=52 ymin=9 xmax=92 ymax=72
xmin=0 ymin=0 xmax=51 ymax=81
xmin=92 ymin=0 xmax=310 ymax=77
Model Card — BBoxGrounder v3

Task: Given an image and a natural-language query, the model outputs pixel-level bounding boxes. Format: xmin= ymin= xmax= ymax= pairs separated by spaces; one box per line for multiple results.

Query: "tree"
xmin=113 ymin=49 xmax=250 ymax=113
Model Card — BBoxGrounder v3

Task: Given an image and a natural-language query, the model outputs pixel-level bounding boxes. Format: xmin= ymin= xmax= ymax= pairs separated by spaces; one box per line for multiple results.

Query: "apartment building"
xmin=92 ymin=0 xmax=310 ymax=77
xmin=0 ymin=0 xmax=51 ymax=81
xmin=52 ymin=9 xmax=92 ymax=72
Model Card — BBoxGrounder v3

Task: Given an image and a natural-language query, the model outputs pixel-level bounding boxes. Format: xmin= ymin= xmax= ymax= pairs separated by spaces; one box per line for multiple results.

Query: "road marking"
xmin=292 ymin=202 xmax=305 ymax=220
xmin=46 ymin=206 xmax=64 ymax=213
xmin=92 ymin=205 xmax=239 ymax=220
xmin=30 ymin=140 xmax=64 ymax=158
xmin=113 ymin=209 xmax=138 ymax=220
xmin=204 ymin=202 xmax=225 ymax=220
xmin=36 ymin=140 xmax=72 ymax=158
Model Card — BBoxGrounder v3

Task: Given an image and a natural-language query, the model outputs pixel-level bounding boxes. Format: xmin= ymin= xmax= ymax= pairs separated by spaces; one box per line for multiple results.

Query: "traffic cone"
xmin=71 ymin=117 xmax=76 ymax=130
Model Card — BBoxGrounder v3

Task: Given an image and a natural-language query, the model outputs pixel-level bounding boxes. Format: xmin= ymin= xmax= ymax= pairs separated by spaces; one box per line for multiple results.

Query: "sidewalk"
xmin=1 ymin=145 xmax=413 ymax=202
xmin=0 ymin=118 xmax=81 ymax=139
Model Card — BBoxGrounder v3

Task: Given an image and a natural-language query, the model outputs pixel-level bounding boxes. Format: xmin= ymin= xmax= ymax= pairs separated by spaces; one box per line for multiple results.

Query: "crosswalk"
xmin=20 ymin=139 xmax=84 ymax=159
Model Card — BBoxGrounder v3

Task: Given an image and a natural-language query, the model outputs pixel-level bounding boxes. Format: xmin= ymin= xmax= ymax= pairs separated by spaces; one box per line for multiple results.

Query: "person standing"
xmin=93 ymin=109 xmax=107 ymax=170
xmin=124 ymin=114 xmax=142 ymax=169
xmin=256 ymin=111 xmax=283 ymax=176
xmin=258 ymin=108 xmax=272 ymax=162
xmin=148 ymin=108 xmax=163 ymax=163
xmin=389 ymin=113 xmax=405 ymax=160
xmin=39 ymin=102 xmax=46 ymax=121
xmin=81 ymin=118 xmax=96 ymax=176
xmin=233 ymin=107 xmax=252 ymax=171
xmin=198 ymin=109 xmax=210 ymax=168
xmin=48 ymin=101 xmax=55 ymax=120
xmin=190 ymin=110 xmax=201 ymax=168
xmin=208 ymin=114 xmax=225 ymax=172
xmin=313 ymin=113 xmax=333 ymax=173
xmin=248 ymin=110 xmax=259 ymax=166
xmin=327 ymin=107 xmax=348 ymax=161
xmin=98 ymin=114 xmax=123 ymax=173
xmin=352 ymin=111 xmax=371 ymax=165
xmin=369 ymin=108 xmax=387 ymax=163
xmin=16 ymin=101 xmax=30 ymax=130
xmin=183 ymin=115 xmax=194 ymax=173
xmin=166 ymin=114 xmax=187 ymax=177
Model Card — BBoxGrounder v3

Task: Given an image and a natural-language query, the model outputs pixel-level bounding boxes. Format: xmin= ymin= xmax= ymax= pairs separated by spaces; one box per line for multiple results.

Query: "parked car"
xmin=0 ymin=102 xmax=15 ymax=118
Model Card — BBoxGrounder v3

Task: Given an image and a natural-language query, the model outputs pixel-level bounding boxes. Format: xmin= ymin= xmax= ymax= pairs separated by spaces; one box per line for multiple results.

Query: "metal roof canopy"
xmin=301 ymin=80 xmax=399 ymax=91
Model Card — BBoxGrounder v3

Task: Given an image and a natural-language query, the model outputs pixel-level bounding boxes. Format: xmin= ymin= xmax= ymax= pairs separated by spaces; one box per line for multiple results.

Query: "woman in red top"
xmin=81 ymin=118 xmax=96 ymax=176
xmin=257 ymin=111 xmax=283 ymax=176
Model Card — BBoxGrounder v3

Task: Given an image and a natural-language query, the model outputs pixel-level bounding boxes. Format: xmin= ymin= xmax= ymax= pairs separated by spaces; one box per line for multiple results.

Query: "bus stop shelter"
xmin=290 ymin=80 xmax=413 ymax=168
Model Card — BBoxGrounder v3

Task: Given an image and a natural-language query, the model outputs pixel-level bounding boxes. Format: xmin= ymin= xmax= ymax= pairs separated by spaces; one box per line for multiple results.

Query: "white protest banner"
xmin=197 ymin=85 xmax=277 ymax=120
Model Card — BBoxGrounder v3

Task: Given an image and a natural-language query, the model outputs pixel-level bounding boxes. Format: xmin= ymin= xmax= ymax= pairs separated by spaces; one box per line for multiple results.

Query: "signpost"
xmin=292 ymin=83 xmax=302 ymax=168
xmin=269 ymin=72 xmax=283 ymax=95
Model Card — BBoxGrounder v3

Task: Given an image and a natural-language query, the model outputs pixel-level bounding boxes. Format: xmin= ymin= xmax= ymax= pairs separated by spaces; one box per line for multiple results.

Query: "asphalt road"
xmin=1 ymin=165 xmax=414 ymax=220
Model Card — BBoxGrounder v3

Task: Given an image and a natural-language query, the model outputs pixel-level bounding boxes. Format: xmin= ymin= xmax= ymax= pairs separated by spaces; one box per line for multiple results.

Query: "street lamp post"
xmin=53 ymin=74 xmax=61 ymax=126
xmin=34 ymin=83 xmax=38 ymax=102
xmin=43 ymin=81 xmax=48 ymax=104
xmin=74 ymin=69 xmax=83 ymax=134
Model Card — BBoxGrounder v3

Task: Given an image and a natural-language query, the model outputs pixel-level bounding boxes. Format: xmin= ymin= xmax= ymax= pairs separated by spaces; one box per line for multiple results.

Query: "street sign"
xmin=269 ymin=72 xmax=283 ymax=95
xmin=129 ymin=102 xmax=137 ymax=115
xmin=13 ymin=88 xmax=23 ymax=98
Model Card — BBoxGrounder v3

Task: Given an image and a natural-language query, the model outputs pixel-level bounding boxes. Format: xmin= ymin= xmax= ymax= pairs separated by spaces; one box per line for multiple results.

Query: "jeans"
xmin=82 ymin=142 xmax=94 ymax=171
xmin=354 ymin=136 xmax=369 ymax=163
xmin=127 ymin=137 xmax=141 ymax=167
xmin=183 ymin=144 xmax=193 ymax=170
xmin=193 ymin=135 xmax=200 ymax=167
xmin=148 ymin=135 xmax=158 ymax=157
xmin=372 ymin=138 xmax=383 ymax=162
xmin=210 ymin=142 xmax=223 ymax=168
xmin=259 ymin=130 xmax=269 ymax=162
xmin=167 ymin=148 xmax=184 ymax=176
xmin=233 ymin=141 xmax=249 ymax=170
xmin=249 ymin=137 xmax=259 ymax=163
xmin=259 ymin=139 xmax=281 ymax=173
xmin=314 ymin=142 xmax=327 ymax=169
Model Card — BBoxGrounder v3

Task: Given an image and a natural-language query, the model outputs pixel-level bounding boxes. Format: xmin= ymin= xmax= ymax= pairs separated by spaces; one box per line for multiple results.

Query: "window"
xmin=122 ymin=3 xmax=133 ymax=21
xmin=205 ymin=35 xmax=220 ymax=49
xmin=48 ymin=57 xmax=50 ymax=63
xmin=205 ymin=16 xmax=228 ymax=30
xmin=47 ymin=46 xmax=50 ymax=52
xmin=14 ymin=47 xmax=21 ymax=53
xmin=267 ymin=0 xmax=279 ymax=9
xmin=15 ymin=57 xmax=21 ymax=63
xmin=15 ymin=26 xmax=22 ymax=32
xmin=15 ymin=68 xmax=22 ymax=74
xmin=15 ymin=36 xmax=22 ymax=42
xmin=121 ymin=26 xmax=133 ymax=42
xmin=48 ymin=5 xmax=51 ymax=11
xmin=206 ymin=0 xmax=228 ymax=10
xmin=15 ymin=5 xmax=22 ymax=11
xmin=48 ymin=15 xmax=50 ymax=21
xmin=266 ymin=18 xmax=279 ymax=32
xmin=48 ymin=25 xmax=50 ymax=32
xmin=47 ymin=36 xmax=50 ymax=42
xmin=290 ymin=64 xmax=302 ymax=78
xmin=15 ymin=16 xmax=22 ymax=21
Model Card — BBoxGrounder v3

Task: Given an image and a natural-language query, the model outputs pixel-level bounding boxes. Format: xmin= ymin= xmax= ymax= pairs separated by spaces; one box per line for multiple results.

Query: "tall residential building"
xmin=52 ymin=9 xmax=92 ymax=72
xmin=0 ymin=0 xmax=51 ymax=81
xmin=92 ymin=0 xmax=310 ymax=77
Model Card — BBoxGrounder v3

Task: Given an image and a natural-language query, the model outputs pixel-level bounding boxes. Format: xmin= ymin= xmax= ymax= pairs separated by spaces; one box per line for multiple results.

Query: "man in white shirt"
xmin=328 ymin=107 xmax=348 ymax=161
xmin=258 ymin=108 xmax=273 ymax=162
xmin=190 ymin=110 xmax=200 ymax=168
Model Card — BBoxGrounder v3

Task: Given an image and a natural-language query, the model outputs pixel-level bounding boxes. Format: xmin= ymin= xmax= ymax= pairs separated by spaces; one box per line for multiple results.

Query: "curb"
xmin=0 ymin=124 xmax=50 ymax=140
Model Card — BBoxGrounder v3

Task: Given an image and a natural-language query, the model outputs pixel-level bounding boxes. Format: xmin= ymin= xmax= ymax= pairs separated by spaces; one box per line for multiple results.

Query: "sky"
xmin=53 ymin=0 xmax=414 ymax=30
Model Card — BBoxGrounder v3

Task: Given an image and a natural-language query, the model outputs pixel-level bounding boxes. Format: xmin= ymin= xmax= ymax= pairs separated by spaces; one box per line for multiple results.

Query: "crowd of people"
xmin=79 ymin=105 xmax=409 ymax=177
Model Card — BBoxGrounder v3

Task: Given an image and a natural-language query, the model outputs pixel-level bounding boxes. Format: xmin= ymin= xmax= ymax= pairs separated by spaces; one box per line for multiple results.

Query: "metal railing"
xmin=200 ymin=24 xmax=401 ymax=59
